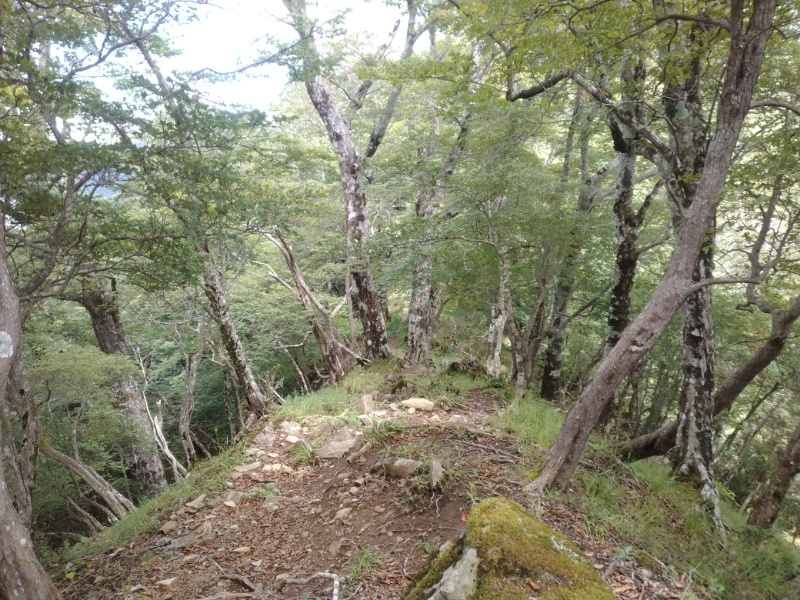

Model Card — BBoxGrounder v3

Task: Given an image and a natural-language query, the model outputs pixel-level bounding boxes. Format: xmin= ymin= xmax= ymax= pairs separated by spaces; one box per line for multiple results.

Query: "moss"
xmin=403 ymin=537 xmax=465 ymax=600
xmin=465 ymin=497 xmax=615 ymax=600
xmin=633 ymin=549 xmax=659 ymax=572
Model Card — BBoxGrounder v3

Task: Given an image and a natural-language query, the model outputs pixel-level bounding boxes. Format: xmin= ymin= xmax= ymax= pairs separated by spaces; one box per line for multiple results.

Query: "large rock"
xmin=372 ymin=458 xmax=423 ymax=478
xmin=403 ymin=497 xmax=615 ymax=600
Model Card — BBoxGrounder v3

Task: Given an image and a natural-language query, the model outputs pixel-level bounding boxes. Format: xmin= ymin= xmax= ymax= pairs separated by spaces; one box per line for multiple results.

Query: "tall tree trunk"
xmin=0 ymin=216 xmax=60 ymax=600
xmin=406 ymin=258 xmax=438 ymax=365
xmin=525 ymin=0 xmax=776 ymax=493
xmin=180 ymin=317 xmax=207 ymax=466
xmin=65 ymin=275 xmax=167 ymax=498
xmin=747 ymin=420 xmax=800 ymax=528
xmin=485 ymin=251 xmax=510 ymax=378
xmin=202 ymin=257 xmax=270 ymax=415
xmin=1 ymin=358 xmax=39 ymax=527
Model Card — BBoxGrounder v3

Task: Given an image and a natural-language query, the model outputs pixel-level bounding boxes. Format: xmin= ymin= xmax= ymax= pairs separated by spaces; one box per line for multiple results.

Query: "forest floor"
xmin=54 ymin=382 xmax=696 ymax=600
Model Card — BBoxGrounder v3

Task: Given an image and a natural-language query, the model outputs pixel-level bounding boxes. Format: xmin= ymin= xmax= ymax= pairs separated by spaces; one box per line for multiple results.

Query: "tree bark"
xmin=180 ymin=317 xmax=207 ymax=466
xmin=0 ymin=217 xmax=61 ymax=600
xmin=202 ymin=257 xmax=270 ymax=415
xmin=64 ymin=275 xmax=168 ymax=498
xmin=747 ymin=420 xmax=800 ymax=528
xmin=525 ymin=0 xmax=777 ymax=493
xmin=485 ymin=252 xmax=510 ymax=378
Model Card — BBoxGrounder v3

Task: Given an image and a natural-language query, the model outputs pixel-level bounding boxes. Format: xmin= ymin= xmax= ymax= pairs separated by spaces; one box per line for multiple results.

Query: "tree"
xmin=525 ymin=0 xmax=777 ymax=493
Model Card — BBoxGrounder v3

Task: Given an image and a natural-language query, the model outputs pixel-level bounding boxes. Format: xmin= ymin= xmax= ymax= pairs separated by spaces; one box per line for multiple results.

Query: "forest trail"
xmin=59 ymin=389 xmax=691 ymax=600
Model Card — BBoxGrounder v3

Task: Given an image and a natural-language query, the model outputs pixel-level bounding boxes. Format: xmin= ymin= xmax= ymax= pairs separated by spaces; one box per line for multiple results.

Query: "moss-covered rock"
xmin=404 ymin=497 xmax=615 ymax=600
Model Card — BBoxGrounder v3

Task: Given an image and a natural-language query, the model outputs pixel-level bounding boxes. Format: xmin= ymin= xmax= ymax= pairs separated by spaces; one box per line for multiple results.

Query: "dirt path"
xmin=58 ymin=391 xmax=688 ymax=600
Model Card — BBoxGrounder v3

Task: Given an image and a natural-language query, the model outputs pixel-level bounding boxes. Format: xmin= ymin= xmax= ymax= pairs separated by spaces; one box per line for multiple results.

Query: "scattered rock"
xmin=401 ymin=398 xmax=435 ymax=411
xmin=224 ymin=491 xmax=245 ymax=507
xmin=328 ymin=538 xmax=345 ymax=557
xmin=262 ymin=497 xmax=282 ymax=510
xmin=156 ymin=577 xmax=177 ymax=587
xmin=169 ymin=525 xmax=216 ymax=549
xmin=429 ymin=460 xmax=445 ymax=489
xmin=349 ymin=486 xmax=359 ymax=495
xmin=159 ymin=520 xmax=178 ymax=535
xmin=280 ymin=421 xmax=302 ymax=435
xmin=359 ymin=414 xmax=374 ymax=427
xmin=372 ymin=458 xmax=423 ymax=478
xmin=266 ymin=452 xmax=280 ymax=458
xmin=234 ymin=462 xmax=262 ymax=473
xmin=448 ymin=414 xmax=469 ymax=425
xmin=252 ymin=559 xmax=263 ymax=567
xmin=316 ymin=436 xmax=357 ymax=459
xmin=285 ymin=435 xmax=301 ymax=445
xmin=184 ymin=494 xmax=206 ymax=509
xmin=233 ymin=546 xmax=250 ymax=553
xmin=247 ymin=472 xmax=268 ymax=483
xmin=252 ymin=425 xmax=275 ymax=449
xmin=407 ymin=407 xmax=417 ymax=415
xmin=373 ymin=505 xmax=386 ymax=514
xmin=389 ymin=403 xmax=399 ymax=411
xmin=358 ymin=394 xmax=374 ymax=413
xmin=334 ymin=508 xmax=352 ymax=521
xmin=374 ymin=410 xmax=388 ymax=417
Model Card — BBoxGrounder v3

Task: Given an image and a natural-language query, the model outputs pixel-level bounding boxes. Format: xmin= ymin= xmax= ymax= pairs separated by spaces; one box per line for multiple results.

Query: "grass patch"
xmin=489 ymin=395 xmax=565 ymax=451
xmin=345 ymin=546 xmax=386 ymax=580
xmin=575 ymin=457 xmax=800 ymax=599
xmin=60 ymin=450 xmax=241 ymax=562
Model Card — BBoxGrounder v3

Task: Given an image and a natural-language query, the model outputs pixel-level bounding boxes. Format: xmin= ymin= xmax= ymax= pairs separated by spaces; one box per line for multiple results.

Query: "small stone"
xmin=430 ymin=414 xmax=440 ymax=421
xmin=280 ymin=421 xmax=302 ymax=435
xmin=389 ymin=403 xmax=399 ymax=411
xmin=281 ymin=464 xmax=294 ymax=473
xmin=349 ymin=486 xmax=359 ymax=495
xmin=234 ymin=462 xmax=262 ymax=473
xmin=185 ymin=494 xmax=206 ymax=509
xmin=429 ymin=460 xmax=445 ymax=489
xmin=328 ymin=538 xmax=345 ymax=557
xmin=359 ymin=414 xmax=374 ymax=427
xmin=407 ymin=407 xmax=416 ymax=415
xmin=252 ymin=559 xmax=263 ymax=567
xmin=373 ymin=505 xmax=386 ymax=513
xmin=156 ymin=578 xmax=177 ymax=587
xmin=159 ymin=520 xmax=178 ymax=535
xmin=334 ymin=508 xmax=352 ymax=521
xmin=224 ymin=491 xmax=245 ymax=506
xmin=266 ymin=452 xmax=280 ymax=458
xmin=401 ymin=398 xmax=435 ymax=411
xmin=316 ymin=436 xmax=357 ymax=459
xmin=448 ymin=414 xmax=469 ymax=425
xmin=373 ymin=458 xmax=423 ymax=478
xmin=223 ymin=501 xmax=236 ymax=508
xmin=358 ymin=394 xmax=374 ymax=413
xmin=233 ymin=546 xmax=250 ymax=553
xmin=373 ymin=410 xmax=388 ymax=417
xmin=285 ymin=435 xmax=301 ymax=445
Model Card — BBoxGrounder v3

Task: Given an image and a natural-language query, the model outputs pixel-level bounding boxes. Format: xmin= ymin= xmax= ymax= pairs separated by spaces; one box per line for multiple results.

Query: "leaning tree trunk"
xmin=40 ymin=440 xmax=135 ymax=523
xmin=0 ymin=216 xmax=60 ymax=600
xmin=525 ymin=0 xmax=776 ymax=493
xmin=747 ymin=420 xmax=800 ymax=528
xmin=67 ymin=275 xmax=167 ymax=498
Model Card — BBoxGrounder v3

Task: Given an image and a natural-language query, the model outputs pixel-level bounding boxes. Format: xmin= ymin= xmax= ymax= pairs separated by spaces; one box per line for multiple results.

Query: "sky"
xmin=160 ymin=0 xmax=405 ymax=111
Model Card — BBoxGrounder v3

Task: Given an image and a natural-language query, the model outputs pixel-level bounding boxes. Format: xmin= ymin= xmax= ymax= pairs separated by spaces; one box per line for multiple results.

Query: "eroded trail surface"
xmin=60 ymin=390 xmax=686 ymax=600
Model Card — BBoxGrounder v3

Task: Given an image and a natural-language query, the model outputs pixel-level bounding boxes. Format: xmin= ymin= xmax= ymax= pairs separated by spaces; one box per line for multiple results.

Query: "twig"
xmin=275 ymin=571 xmax=340 ymax=600
xmin=189 ymin=593 xmax=260 ymax=600
xmin=209 ymin=558 xmax=258 ymax=592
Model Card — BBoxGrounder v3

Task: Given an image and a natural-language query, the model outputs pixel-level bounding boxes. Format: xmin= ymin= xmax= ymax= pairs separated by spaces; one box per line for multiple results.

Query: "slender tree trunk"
xmin=65 ymin=275 xmax=167 ymax=498
xmin=406 ymin=258 xmax=438 ymax=365
xmin=525 ymin=0 xmax=776 ymax=493
xmin=748 ymin=421 xmax=800 ymax=528
xmin=485 ymin=251 xmax=510 ymax=378
xmin=180 ymin=317 xmax=207 ymax=466
xmin=202 ymin=258 xmax=270 ymax=415
xmin=0 ymin=218 xmax=61 ymax=600
xmin=40 ymin=441 xmax=135 ymax=522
